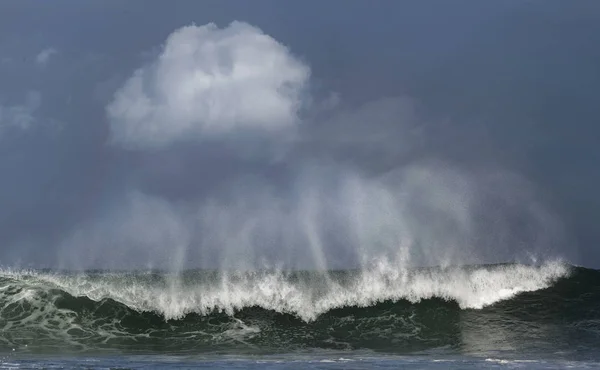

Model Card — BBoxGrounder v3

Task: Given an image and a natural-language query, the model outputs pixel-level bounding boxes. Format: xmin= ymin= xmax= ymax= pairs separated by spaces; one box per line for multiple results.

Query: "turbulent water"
xmin=1 ymin=260 xmax=599 ymax=361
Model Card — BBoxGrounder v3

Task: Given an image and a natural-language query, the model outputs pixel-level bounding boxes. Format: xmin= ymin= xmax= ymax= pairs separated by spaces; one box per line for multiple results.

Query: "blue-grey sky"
xmin=1 ymin=0 xmax=599 ymax=269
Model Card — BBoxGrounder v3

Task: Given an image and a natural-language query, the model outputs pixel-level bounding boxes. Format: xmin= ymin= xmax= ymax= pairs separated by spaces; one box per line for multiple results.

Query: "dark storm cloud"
xmin=0 ymin=0 xmax=599 ymax=268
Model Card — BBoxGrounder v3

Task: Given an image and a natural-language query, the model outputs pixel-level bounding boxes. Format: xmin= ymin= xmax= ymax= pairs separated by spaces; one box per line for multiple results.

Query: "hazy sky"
xmin=1 ymin=1 xmax=599 ymax=269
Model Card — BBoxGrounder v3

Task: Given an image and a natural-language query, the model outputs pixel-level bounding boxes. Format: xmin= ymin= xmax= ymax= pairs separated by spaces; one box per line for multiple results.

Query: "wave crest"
xmin=1 ymin=261 xmax=569 ymax=321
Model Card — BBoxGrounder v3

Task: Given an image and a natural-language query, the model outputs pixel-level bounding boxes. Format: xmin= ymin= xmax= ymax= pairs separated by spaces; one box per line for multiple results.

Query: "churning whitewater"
xmin=1 ymin=261 xmax=567 ymax=321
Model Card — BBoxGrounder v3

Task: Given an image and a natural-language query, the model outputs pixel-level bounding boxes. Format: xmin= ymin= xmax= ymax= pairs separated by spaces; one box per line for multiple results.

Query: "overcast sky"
xmin=1 ymin=0 xmax=599 ymax=269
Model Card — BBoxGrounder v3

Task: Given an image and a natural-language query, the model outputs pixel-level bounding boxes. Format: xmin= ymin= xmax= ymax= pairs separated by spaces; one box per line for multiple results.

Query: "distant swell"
xmin=1 ymin=262 xmax=599 ymax=355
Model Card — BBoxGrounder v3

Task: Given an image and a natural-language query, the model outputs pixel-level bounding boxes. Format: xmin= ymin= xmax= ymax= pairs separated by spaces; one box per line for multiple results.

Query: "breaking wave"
xmin=1 ymin=261 xmax=599 ymax=355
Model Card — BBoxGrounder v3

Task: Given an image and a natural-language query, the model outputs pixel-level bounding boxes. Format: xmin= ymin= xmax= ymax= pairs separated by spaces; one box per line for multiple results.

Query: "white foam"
xmin=0 ymin=260 xmax=569 ymax=322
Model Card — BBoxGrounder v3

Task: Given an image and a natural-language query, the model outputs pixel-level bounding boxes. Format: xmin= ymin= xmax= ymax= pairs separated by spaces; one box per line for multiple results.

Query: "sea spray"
xmin=55 ymin=162 xmax=564 ymax=272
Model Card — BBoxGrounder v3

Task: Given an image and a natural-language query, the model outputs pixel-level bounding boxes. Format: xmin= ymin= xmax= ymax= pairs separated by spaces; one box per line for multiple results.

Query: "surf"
xmin=4 ymin=260 xmax=597 ymax=356
xmin=1 ymin=261 xmax=568 ymax=321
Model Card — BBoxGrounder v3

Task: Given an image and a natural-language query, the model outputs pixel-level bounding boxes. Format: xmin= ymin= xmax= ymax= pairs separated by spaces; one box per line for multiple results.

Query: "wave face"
xmin=1 ymin=261 xmax=599 ymax=356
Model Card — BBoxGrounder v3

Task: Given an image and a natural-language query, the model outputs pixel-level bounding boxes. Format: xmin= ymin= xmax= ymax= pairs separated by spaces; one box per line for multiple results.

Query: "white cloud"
xmin=0 ymin=92 xmax=41 ymax=135
xmin=36 ymin=48 xmax=57 ymax=65
xmin=107 ymin=21 xmax=310 ymax=149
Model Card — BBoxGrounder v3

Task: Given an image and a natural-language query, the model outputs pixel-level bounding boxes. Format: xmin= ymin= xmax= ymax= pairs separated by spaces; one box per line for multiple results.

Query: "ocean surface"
xmin=1 ymin=261 xmax=599 ymax=369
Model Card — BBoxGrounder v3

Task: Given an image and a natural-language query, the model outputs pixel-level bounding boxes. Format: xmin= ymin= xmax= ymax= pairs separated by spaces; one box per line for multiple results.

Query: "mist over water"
xmin=54 ymin=159 xmax=564 ymax=272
